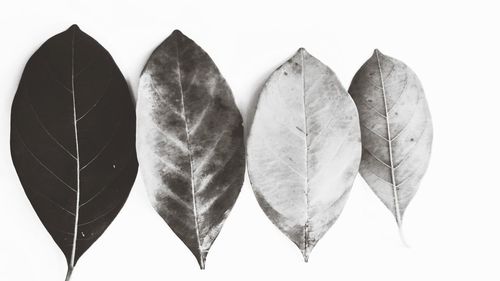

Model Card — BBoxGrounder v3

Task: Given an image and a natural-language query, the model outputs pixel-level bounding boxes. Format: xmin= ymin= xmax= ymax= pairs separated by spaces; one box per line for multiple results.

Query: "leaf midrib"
xmin=69 ymin=27 xmax=81 ymax=271
xmin=300 ymin=49 xmax=310 ymax=260
xmin=375 ymin=50 xmax=402 ymax=227
xmin=174 ymin=38 xmax=204 ymax=269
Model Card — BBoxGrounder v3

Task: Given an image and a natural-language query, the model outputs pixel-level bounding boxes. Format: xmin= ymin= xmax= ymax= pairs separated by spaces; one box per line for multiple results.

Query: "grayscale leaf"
xmin=348 ymin=50 xmax=433 ymax=242
xmin=247 ymin=49 xmax=361 ymax=261
xmin=136 ymin=30 xmax=245 ymax=269
xmin=10 ymin=25 xmax=138 ymax=281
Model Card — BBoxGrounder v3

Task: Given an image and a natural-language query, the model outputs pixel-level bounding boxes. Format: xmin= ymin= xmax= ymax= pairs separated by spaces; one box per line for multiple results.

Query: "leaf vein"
xmin=14 ymin=127 xmax=76 ymax=192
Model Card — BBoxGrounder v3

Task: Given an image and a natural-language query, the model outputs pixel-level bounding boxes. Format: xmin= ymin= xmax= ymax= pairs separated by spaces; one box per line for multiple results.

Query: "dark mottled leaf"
xmin=10 ymin=25 xmax=138 ymax=280
xmin=348 ymin=50 xmax=432 ymax=243
xmin=136 ymin=30 xmax=245 ymax=269
xmin=247 ymin=49 xmax=361 ymax=261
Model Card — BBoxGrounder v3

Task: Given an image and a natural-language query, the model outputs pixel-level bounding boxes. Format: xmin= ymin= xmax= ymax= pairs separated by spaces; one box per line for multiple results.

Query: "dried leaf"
xmin=10 ymin=25 xmax=138 ymax=280
xmin=348 ymin=50 xmax=433 ymax=242
xmin=247 ymin=49 xmax=361 ymax=261
xmin=136 ymin=30 xmax=245 ymax=269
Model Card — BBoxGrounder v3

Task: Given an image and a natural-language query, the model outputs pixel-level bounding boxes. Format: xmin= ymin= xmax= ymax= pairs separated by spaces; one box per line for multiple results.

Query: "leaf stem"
xmin=398 ymin=223 xmax=410 ymax=248
xmin=65 ymin=266 xmax=74 ymax=281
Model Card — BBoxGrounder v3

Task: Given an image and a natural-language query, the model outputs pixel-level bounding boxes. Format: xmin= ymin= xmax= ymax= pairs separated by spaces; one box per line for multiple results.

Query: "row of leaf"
xmin=10 ymin=25 xmax=432 ymax=280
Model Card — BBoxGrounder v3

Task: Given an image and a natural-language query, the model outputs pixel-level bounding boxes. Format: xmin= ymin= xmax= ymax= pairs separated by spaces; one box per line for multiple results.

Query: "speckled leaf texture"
xmin=136 ymin=30 xmax=245 ymax=269
xmin=348 ymin=50 xmax=432 ymax=240
xmin=247 ymin=49 xmax=361 ymax=261
xmin=10 ymin=25 xmax=138 ymax=280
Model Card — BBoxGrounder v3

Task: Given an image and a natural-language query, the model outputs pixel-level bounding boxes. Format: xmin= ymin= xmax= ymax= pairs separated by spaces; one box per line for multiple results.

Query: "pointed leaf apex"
xmin=172 ymin=29 xmax=184 ymax=37
xmin=197 ymin=256 xmax=206 ymax=270
xmin=301 ymin=244 xmax=314 ymax=263
xmin=195 ymin=250 xmax=208 ymax=270
xmin=302 ymin=250 xmax=310 ymax=263
xmin=303 ymin=254 xmax=309 ymax=263
xmin=374 ymin=49 xmax=383 ymax=56
xmin=298 ymin=47 xmax=309 ymax=55
xmin=69 ymin=24 xmax=80 ymax=31
xmin=170 ymin=29 xmax=188 ymax=43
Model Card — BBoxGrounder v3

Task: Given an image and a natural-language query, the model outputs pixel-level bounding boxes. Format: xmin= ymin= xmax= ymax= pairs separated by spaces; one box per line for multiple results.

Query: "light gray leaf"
xmin=136 ymin=30 xmax=245 ymax=269
xmin=348 ymin=50 xmax=433 ymax=241
xmin=247 ymin=48 xmax=361 ymax=261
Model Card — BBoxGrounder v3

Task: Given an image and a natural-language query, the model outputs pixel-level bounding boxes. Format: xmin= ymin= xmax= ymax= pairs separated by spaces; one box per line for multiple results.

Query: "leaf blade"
xmin=137 ymin=30 xmax=245 ymax=269
xmin=10 ymin=25 xmax=138 ymax=279
xmin=247 ymin=49 xmax=361 ymax=261
xmin=349 ymin=50 xmax=433 ymax=235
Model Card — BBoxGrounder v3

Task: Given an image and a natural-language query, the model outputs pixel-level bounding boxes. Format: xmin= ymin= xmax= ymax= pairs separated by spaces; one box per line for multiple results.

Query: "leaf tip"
xmin=68 ymin=24 xmax=80 ymax=32
xmin=302 ymin=254 xmax=309 ymax=263
xmin=172 ymin=29 xmax=185 ymax=37
xmin=196 ymin=251 xmax=207 ymax=270
xmin=197 ymin=258 xmax=206 ymax=270
xmin=301 ymin=248 xmax=311 ymax=263
xmin=169 ymin=29 xmax=189 ymax=43
xmin=373 ymin=49 xmax=385 ymax=58
xmin=297 ymin=47 xmax=309 ymax=55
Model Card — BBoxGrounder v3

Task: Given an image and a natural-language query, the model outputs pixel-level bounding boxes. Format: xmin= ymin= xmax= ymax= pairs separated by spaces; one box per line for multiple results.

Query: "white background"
xmin=0 ymin=0 xmax=499 ymax=280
